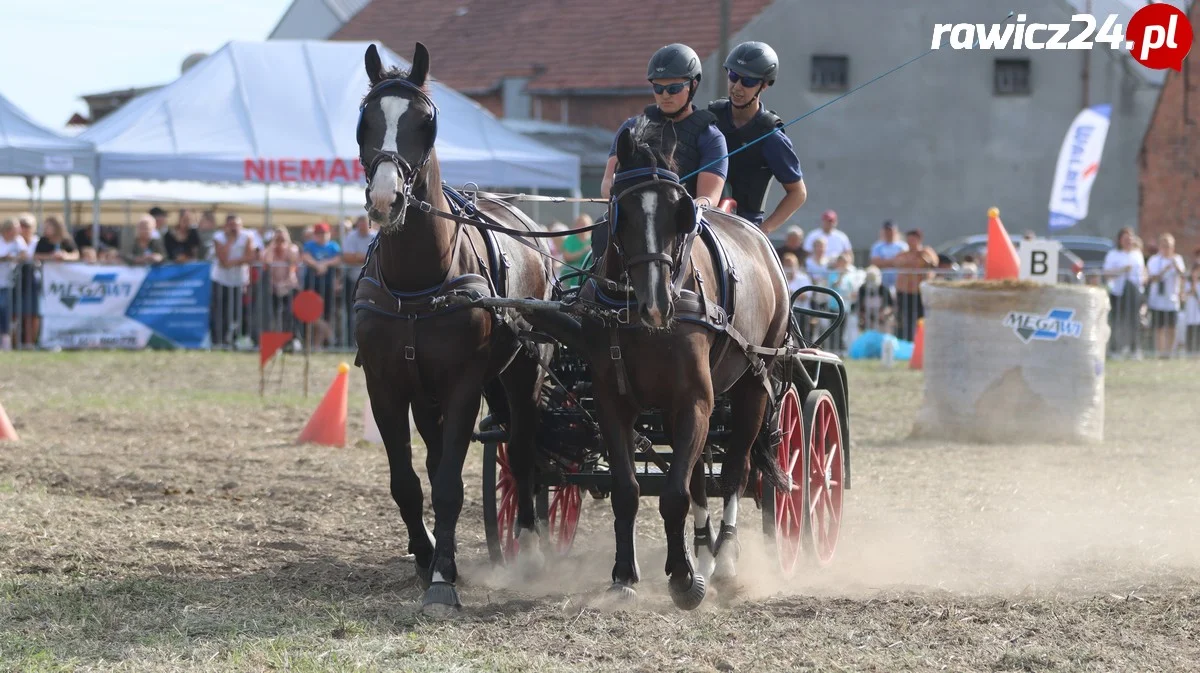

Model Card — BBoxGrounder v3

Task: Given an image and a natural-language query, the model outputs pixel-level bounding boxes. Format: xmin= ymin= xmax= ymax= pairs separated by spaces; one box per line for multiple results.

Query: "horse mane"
xmin=360 ymin=66 xmax=415 ymax=105
xmin=626 ymin=116 xmax=678 ymax=174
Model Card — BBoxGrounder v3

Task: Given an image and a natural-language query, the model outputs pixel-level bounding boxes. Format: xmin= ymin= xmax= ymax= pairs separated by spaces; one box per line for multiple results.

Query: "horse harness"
xmin=352 ymin=186 xmax=529 ymax=401
xmin=582 ymin=167 xmax=791 ymax=403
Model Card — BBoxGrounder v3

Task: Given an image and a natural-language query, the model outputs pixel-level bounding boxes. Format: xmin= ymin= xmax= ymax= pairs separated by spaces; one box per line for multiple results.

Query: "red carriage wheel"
xmin=482 ymin=441 xmax=520 ymax=564
xmin=801 ymin=390 xmax=844 ymax=566
xmin=761 ymin=386 xmax=805 ymax=576
xmin=546 ymin=482 xmax=582 ymax=555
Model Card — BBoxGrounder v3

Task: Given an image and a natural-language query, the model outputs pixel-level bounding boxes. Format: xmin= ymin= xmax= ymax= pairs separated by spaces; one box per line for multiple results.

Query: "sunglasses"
xmin=727 ymin=70 xmax=763 ymax=88
xmin=651 ymin=81 xmax=690 ymax=96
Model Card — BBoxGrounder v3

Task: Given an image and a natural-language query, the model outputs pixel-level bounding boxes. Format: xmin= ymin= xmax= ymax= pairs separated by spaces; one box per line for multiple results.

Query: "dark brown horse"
xmin=353 ymin=43 xmax=552 ymax=615
xmin=580 ymin=118 xmax=790 ymax=609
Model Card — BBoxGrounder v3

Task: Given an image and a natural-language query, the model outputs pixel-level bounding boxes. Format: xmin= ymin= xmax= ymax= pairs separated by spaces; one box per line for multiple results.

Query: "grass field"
xmin=1 ymin=352 xmax=1198 ymax=672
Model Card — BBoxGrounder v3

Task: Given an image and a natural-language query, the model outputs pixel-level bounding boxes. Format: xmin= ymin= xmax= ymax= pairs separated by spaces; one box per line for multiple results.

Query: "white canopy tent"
xmin=77 ymin=39 xmax=581 ymax=239
xmin=0 ymin=92 xmax=96 ymax=228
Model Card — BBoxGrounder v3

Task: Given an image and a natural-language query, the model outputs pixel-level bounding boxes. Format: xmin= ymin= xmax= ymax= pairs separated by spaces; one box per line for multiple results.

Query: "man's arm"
xmin=694 ymin=126 xmax=729 ymax=208
xmin=760 ymin=179 xmax=806 ymax=234
xmin=694 ymin=172 xmax=725 ymax=209
xmin=759 ymin=133 xmax=806 ymax=233
xmin=600 ymin=155 xmax=619 ymax=199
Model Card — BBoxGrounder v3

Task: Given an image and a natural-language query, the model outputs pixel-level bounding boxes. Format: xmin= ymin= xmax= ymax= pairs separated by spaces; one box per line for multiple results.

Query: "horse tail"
xmin=750 ymin=384 xmax=789 ymax=492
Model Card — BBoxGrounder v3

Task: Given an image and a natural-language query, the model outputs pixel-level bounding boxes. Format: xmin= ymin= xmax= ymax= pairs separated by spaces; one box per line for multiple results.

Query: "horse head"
xmin=609 ymin=118 xmax=698 ymax=330
xmin=358 ymin=42 xmax=439 ymax=232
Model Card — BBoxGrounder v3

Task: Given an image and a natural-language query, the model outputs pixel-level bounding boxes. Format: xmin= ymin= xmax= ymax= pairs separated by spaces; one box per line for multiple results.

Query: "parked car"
xmin=935 ymin=234 xmax=1113 ymax=280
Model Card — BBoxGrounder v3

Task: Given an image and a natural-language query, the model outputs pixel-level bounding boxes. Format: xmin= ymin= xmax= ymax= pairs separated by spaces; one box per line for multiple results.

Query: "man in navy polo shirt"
xmin=708 ymin=41 xmax=807 ymax=233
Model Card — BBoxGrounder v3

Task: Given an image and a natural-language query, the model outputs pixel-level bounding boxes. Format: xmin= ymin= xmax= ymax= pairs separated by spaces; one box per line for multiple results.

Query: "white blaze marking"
xmin=640 ymin=191 xmax=662 ymax=317
xmin=367 ymin=97 xmax=411 ymax=214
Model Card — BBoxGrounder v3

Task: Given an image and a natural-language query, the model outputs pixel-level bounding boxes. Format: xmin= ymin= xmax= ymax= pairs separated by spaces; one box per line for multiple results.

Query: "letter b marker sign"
xmin=1019 ymin=239 xmax=1061 ymax=285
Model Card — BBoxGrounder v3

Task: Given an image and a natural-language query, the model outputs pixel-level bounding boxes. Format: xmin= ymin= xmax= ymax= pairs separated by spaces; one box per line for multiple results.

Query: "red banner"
xmin=243 ymin=158 xmax=364 ymax=184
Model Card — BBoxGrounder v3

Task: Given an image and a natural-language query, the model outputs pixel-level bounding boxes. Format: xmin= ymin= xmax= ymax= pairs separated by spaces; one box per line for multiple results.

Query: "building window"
xmin=994 ymin=59 xmax=1031 ymax=95
xmin=810 ymin=55 xmax=848 ymax=92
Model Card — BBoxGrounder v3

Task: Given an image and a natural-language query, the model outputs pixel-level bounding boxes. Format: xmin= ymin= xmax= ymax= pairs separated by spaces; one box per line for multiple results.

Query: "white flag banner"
xmin=1048 ymin=104 xmax=1111 ymax=230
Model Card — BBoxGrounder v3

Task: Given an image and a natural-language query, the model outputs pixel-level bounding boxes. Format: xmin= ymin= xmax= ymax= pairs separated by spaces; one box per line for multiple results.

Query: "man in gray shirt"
xmin=341 ymin=215 xmax=376 ymax=346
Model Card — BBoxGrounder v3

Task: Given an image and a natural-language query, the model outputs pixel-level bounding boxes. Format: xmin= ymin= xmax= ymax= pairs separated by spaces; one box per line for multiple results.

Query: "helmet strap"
xmin=730 ymin=84 xmax=765 ymax=110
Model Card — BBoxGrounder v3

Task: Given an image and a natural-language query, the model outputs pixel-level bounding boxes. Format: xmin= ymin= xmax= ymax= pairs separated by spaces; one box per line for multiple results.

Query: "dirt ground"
xmin=1 ymin=351 xmax=1198 ymax=672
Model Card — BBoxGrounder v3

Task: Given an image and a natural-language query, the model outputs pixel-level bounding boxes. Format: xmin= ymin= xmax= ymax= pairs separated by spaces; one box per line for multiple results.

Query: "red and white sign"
xmin=243 ymin=158 xmax=365 ymax=184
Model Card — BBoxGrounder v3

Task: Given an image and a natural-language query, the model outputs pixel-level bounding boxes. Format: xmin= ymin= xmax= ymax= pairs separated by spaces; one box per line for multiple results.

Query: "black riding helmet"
xmin=647 ymin=44 xmax=702 ymax=119
xmin=646 ymin=43 xmax=703 ymax=82
xmin=724 ymin=41 xmax=779 ymax=85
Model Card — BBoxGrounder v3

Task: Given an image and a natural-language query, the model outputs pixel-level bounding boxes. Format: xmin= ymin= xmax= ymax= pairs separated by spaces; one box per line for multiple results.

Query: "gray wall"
xmin=696 ymin=0 xmax=1160 ymax=252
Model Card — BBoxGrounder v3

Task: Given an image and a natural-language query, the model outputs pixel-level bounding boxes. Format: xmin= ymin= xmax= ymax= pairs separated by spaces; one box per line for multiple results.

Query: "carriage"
xmin=473 ymin=283 xmax=852 ymax=577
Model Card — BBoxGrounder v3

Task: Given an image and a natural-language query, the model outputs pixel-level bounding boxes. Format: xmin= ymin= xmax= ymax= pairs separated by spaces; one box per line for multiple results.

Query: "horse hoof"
xmin=712 ymin=574 xmax=740 ymax=602
xmin=415 ymin=562 xmax=433 ymax=590
xmin=669 ymin=572 xmax=707 ymax=611
xmin=606 ymin=582 xmax=637 ymax=602
xmin=420 ymin=582 xmax=462 ymax=617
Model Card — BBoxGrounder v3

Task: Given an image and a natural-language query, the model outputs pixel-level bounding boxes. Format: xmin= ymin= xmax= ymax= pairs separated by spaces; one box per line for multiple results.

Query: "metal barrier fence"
xmin=3 ymin=261 xmax=1200 ymax=357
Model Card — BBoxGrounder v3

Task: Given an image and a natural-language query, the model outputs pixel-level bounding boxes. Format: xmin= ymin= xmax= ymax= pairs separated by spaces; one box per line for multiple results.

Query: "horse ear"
xmin=616 ymin=127 xmax=636 ymax=167
xmin=675 ymin=195 xmax=698 ymax=237
xmin=408 ymin=42 xmax=430 ymax=87
xmin=365 ymin=44 xmax=384 ymax=84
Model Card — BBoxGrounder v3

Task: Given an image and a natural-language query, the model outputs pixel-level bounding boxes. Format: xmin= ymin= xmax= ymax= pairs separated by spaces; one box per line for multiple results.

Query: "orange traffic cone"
xmin=0 ymin=401 xmax=18 ymax=441
xmin=984 ymin=207 xmax=1020 ymax=280
xmin=297 ymin=362 xmax=349 ymax=447
xmin=909 ymin=318 xmax=925 ymax=371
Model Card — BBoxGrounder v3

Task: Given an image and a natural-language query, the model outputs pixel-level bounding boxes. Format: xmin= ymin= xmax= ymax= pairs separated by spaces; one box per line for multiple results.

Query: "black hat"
xmin=148 ymin=207 xmax=167 ymax=218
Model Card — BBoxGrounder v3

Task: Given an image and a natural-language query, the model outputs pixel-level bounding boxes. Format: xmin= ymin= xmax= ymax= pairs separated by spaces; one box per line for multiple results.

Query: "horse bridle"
xmin=357 ymin=78 xmax=440 ymax=227
xmin=606 ymin=167 xmax=698 ymax=285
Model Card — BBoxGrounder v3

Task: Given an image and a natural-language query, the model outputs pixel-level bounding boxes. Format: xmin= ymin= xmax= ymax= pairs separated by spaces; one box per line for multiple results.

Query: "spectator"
xmin=857 ymin=265 xmax=895 ymax=334
xmin=805 ymin=237 xmax=830 ymax=282
xmin=148 ymin=206 xmax=168 ymax=239
xmin=1182 ymin=262 xmax=1200 ymax=354
xmin=341 ymin=216 xmax=376 ymax=344
xmin=775 ymin=225 xmax=805 ymax=261
xmin=868 ymin=220 xmax=908 ymax=289
xmin=33 ymin=216 xmax=80 ymax=263
xmin=73 ymin=224 xmax=120 ymax=256
xmin=1145 ymin=232 xmax=1185 ymax=358
xmin=0 ymin=218 xmax=31 ymax=351
xmin=891 ymin=228 xmax=938 ymax=342
xmin=803 ymin=209 xmax=853 ymax=260
xmin=262 ymin=226 xmax=301 ymax=339
xmin=301 ymin=222 xmax=342 ymax=347
xmin=122 ymin=216 xmax=165 ymax=266
xmin=165 ymin=210 xmax=204 ymax=262
xmin=197 ymin=210 xmax=219 ymax=250
xmin=557 ymin=214 xmax=593 ymax=289
xmin=15 ymin=213 xmax=39 ymax=348
xmin=210 ymin=213 xmax=260 ymax=347
xmin=80 ymin=247 xmax=98 ymax=263
xmin=958 ymin=254 xmax=980 ymax=279
xmin=1102 ymin=227 xmax=1146 ymax=359
xmin=780 ymin=251 xmax=812 ymax=296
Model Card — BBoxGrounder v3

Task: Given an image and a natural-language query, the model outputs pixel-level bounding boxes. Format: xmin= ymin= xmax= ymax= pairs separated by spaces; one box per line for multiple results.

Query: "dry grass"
xmin=1 ymin=352 xmax=1198 ymax=672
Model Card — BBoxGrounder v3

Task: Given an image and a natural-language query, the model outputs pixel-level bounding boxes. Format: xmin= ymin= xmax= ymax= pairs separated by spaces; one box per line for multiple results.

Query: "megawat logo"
xmin=50 ymin=273 xmax=134 ymax=309
xmin=1002 ymin=308 xmax=1083 ymax=343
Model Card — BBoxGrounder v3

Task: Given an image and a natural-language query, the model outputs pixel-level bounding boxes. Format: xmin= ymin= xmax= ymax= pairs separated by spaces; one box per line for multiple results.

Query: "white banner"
xmin=38 ymin=263 xmax=212 ymax=350
xmin=1048 ymin=104 xmax=1111 ymax=230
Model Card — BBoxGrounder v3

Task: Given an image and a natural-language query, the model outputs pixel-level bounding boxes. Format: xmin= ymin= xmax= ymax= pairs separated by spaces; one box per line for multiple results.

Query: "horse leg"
xmin=663 ymin=398 xmax=712 ymax=611
xmin=364 ymin=375 xmax=434 ymax=587
xmin=595 ymin=390 xmax=641 ymax=600
xmin=713 ymin=375 xmax=772 ymax=598
xmin=500 ymin=350 xmax=546 ymax=578
xmin=410 ymin=400 xmax=444 ymax=488
xmin=689 ymin=459 xmax=716 ymax=579
xmin=421 ymin=380 xmax=484 ymax=615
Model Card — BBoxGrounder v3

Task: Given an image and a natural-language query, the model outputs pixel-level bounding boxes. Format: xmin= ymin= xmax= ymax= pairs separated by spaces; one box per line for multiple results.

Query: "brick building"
xmin=1138 ymin=1 xmax=1199 ymax=256
xmin=331 ymin=0 xmax=772 ymax=131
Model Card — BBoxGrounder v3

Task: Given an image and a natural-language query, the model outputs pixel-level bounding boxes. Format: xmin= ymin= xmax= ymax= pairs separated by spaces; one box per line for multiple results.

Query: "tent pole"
xmin=264 ymin=184 xmax=272 ymax=229
xmin=36 ymin=177 xmax=44 ymax=231
xmin=531 ymin=187 xmax=539 ymax=223
xmin=338 ymin=185 xmax=345 ymax=241
xmin=63 ymin=176 xmax=71 ymax=230
xmin=92 ymin=189 xmax=101 ymax=249
xmin=571 ymin=185 xmax=581 ymax=221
